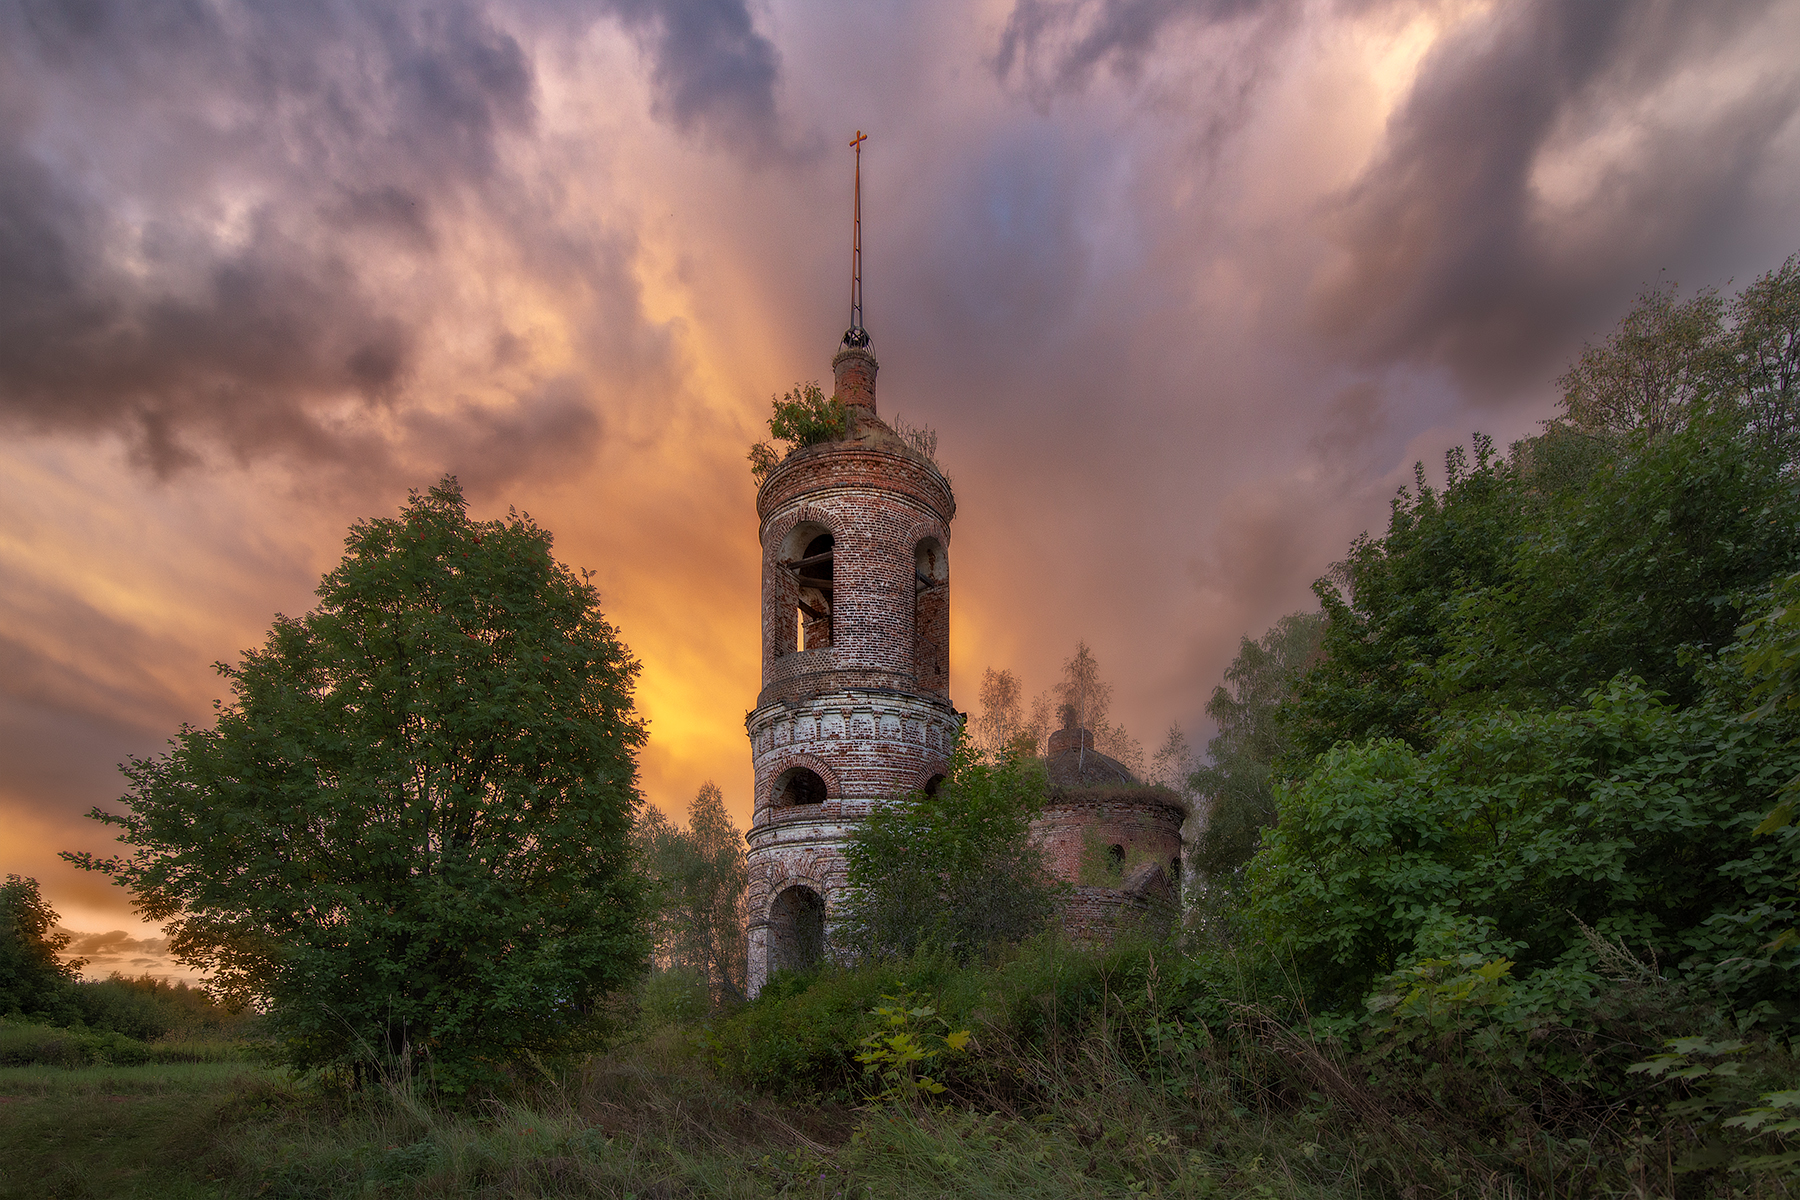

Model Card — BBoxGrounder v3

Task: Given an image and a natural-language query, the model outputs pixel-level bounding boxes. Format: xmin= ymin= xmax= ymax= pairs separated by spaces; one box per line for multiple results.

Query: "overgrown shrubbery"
xmin=1251 ymin=679 xmax=1800 ymax=1013
xmin=837 ymin=737 xmax=1057 ymax=965
xmin=0 ymin=1019 xmax=248 ymax=1066
xmin=3 ymin=873 xmax=258 ymax=1061
xmin=748 ymin=382 xmax=848 ymax=480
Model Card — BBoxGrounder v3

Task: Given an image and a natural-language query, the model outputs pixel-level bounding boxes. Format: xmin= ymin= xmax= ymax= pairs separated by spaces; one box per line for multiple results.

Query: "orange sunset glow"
xmin=3 ymin=0 xmax=1798 ymax=977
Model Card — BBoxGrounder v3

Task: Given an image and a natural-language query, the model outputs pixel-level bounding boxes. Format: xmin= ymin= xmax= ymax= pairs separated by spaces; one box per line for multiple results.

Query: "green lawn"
xmin=0 ymin=1062 xmax=285 ymax=1200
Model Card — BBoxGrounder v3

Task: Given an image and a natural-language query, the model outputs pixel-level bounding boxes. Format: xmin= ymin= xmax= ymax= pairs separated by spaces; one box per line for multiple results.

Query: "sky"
xmin=3 ymin=0 xmax=1799 ymax=978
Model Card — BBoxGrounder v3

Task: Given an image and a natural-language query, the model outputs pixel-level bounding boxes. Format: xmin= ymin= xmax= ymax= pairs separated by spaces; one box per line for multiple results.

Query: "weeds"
xmin=8 ymin=936 xmax=1798 ymax=1197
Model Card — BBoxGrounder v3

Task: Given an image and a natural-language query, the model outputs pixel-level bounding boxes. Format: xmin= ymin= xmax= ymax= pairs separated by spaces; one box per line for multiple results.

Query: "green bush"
xmin=748 ymin=382 xmax=848 ymax=480
xmin=701 ymin=961 xmax=950 ymax=1099
xmin=700 ymin=938 xmax=1231 ymax=1103
xmin=0 ymin=1021 xmax=249 ymax=1066
xmin=638 ymin=966 xmax=711 ymax=1030
xmin=1250 ymin=680 xmax=1800 ymax=1014
xmin=839 ymin=738 xmax=1056 ymax=965
xmin=67 ymin=974 xmax=251 ymax=1041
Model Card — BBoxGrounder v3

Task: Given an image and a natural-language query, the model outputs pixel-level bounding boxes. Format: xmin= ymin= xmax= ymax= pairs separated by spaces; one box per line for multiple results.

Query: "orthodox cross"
xmin=844 ymin=130 xmax=870 ymax=348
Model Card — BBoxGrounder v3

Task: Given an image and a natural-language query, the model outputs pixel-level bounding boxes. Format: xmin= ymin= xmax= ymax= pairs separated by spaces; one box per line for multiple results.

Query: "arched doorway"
xmin=768 ymin=885 xmax=825 ymax=972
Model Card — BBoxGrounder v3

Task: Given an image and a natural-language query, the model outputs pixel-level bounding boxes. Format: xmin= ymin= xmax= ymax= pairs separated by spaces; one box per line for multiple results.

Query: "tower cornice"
xmin=755 ymin=442 xmax=955 ymax=524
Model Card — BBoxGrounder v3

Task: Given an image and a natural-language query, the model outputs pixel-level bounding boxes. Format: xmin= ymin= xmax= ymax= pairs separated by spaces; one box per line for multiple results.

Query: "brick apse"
xmin=743 ymin=344 xmax=959 ymax=996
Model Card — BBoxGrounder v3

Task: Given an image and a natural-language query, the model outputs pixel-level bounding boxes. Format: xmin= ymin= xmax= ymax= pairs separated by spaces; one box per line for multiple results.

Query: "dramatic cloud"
xmin=3 ymin=0 xmax=1796 ymax=955
xmin=1314 ymin=0 xmax=1800 ymax=394
xmin=604 ymin=0 xmax=785 ymax=150
xmin=0 ymin=0 xmax=784 ymax=477
xmin=995 ymin=0 xmax=1290 ymax=97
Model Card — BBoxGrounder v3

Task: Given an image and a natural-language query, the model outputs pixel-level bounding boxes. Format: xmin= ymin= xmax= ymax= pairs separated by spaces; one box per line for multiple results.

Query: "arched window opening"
xmin=768 ymin=885 xmax=825 ymax=973
xmin=1107 ymin=844 xmax=1126 ymax=871
xmin=791 ymin=532 xmax=833 ymax=650
xmin=1169 ymin=856 xmax=1181 ymax=884
xmin=922 ymin=773 xmax=946 ymax=797
xmin=776 ymin=767 xmax=828 ymax=807
xmin=913 ymin=538 xmax=948 ymax=695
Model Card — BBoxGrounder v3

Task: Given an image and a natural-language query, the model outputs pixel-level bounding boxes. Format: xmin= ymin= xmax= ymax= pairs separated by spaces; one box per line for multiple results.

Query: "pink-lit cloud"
xmin=2 ymin=0 xmax=1797 ymax=966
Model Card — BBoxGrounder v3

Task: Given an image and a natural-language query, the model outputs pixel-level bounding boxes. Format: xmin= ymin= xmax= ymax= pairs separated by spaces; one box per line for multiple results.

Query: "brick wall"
xmin=745 ymin=345 xmax=959 ymax=996
xmin=1054 ymin=885 xmax=1176 ymax=947
xmin=1033 ymin=789 xmax=1186 ymax=884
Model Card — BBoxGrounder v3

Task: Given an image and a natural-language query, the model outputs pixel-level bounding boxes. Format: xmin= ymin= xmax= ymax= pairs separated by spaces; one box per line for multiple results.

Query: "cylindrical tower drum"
xmin=744 ymin=346 xmax=958 ymax=995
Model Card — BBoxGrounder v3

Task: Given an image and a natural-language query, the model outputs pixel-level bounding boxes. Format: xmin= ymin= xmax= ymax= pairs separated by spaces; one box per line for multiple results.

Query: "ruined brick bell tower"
xmin=744 ymin=133 xmax=959 ymax=995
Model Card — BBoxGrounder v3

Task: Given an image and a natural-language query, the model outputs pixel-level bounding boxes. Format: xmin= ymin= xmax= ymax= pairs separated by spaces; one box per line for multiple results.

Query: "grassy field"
xmin=2 ymin=938 xmax=1796 ymax=1199
xmin=0 ymin=1042 xmax=1358 ymax=1200
xmin=0 ymin=1061 xmax=281 ymax=1200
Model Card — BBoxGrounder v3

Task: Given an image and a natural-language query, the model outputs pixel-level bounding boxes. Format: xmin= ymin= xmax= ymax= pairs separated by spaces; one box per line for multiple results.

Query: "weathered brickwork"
xmin=1033 ymin=794 xmax=1187 ymax=883
xmin=1032 ymin=721 xmax=1188 ymax=945
xmin=1054 ymin=882 xmax=1175 ymax=948
xmin=745 ymin=346 xmax=959 ymax=996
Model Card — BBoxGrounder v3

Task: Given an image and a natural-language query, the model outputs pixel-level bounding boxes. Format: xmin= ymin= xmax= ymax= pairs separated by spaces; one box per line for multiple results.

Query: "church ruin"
xmin=742 ymin=339 xmax=960 ymax=995
xmin=742 ymin=134 xmax=1184 ymax=994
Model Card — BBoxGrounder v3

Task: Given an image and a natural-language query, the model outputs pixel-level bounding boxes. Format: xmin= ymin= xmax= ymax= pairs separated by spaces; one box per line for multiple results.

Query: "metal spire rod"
xmin=844 ymin=130 xmax=870 ymax=349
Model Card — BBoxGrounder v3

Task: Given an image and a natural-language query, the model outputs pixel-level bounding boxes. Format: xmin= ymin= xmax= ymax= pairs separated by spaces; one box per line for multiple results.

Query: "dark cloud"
xmin=1313 ymin=0 xmax=1800 ymax=396
xmin=995 ymin=0 xmax=1286 ymax=96
xmin=604 ymin=0 xmax=784 ymax=152
xmin=0 ymin=0 xmax=782 ymax=479
xmin=405 ymin=377 xmax=604 ymax=494
xmin=0 ymin=1 xmax=538 ymax=472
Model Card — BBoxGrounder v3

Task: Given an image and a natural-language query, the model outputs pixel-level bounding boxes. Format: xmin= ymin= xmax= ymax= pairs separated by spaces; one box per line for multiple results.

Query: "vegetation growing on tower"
xmin=747 ymin=382 xmax=847 ymax=480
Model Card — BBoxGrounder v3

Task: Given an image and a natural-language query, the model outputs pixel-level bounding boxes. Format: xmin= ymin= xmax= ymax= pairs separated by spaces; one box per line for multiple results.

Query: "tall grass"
xmin=5 ymin=937 xmax=1794 ymax=1198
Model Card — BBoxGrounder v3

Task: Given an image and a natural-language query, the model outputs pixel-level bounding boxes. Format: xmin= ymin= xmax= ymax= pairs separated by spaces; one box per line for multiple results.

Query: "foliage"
xmin=1252 ymin=680 xmax=1800 ymax=1012
xmin=65 ymin=477 xmax=649 ymax=1089
xmin=1737 ymin=571 xmax=1800 ymax=956
xmin=701 ymin=955 xmax=966 ymax=1099
xmin=0 ymin=1020 xmax=246 ymax=1067
xmin=1557 ymin=280 xmax=1727 ymax=442
xmin=1188 ymin=612 xmax=1323 ymax=883
xmin=0 ymin=875 xmax=82 ymax=1019
xmin=1630 ymin=1038 xmax=1800 ymax=1180
xmin=854 ymin=992 xmax=971 ymax=1105
xmin=839 ymin=736 xmax=1056 ymax=965
xmin=633 ymin=781 xmax=749 ymax=1003
xmin=68 ymin=974 xmax=253 ymax=1042
xmin=972 ymin=666 xmax=1024 ymax=754
xmin=1289 ymin=401 xmax=1800 ymax=761
xmin=748 ymin=381 xmax=848 ymax=480
xmin=1146 ymin=722 xmax=1193 ymax=792
xmin=13 ymin=936 xmax=1796 ymax=1200
xmin=636 ymin=966 xmax=712 ymax=1030
xmin=1731 ymin=251 xmax=1800 ymax=450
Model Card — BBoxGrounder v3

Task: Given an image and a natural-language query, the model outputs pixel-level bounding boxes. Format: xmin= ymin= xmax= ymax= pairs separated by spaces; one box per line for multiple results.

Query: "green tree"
xmin=1257 ymin=252 xmax=1800 ymax=1014
xmin=0 ymin=876 xmax=82 ymax=1019
xmin=634 ymin=782 xmax=749 ymax=1003
xmin=1188 ymin=611 xmax=1323 ymax=881
xmin=1286 ymin=438 xmax=1528 ymax=759
xmin=1557 ymin=281 xmax=1727 ymax=442
xmin=1251 ymin=681 xmax=1800 ymax=1013
xmin=1730 ymin=252 xmax=1800 ymax=450
xmin=65 ymin=478 xmax=649 ymax=1087
xmin=1290 ymin=412 xmax=1800 ymax=758
xmin=840 ymin=737 xmax=1055 ymax=963
xmin=1738 ymin=570 xmax=1800 ymax=952
xmin=748 ymin=382 xmax=847 ymax=480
